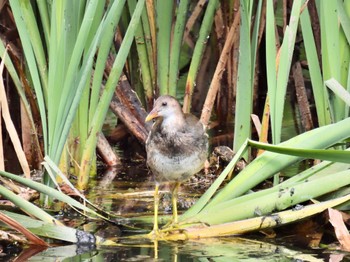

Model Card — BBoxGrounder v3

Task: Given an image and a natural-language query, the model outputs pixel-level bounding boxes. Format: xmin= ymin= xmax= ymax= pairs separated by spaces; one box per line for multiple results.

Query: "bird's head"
xmin=145 ymin=95 xmax=183 ymax=122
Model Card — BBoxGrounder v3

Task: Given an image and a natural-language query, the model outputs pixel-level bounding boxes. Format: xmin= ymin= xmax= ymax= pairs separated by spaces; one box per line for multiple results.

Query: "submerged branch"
xmin=109 ymin=75 xmax=150 ymax=144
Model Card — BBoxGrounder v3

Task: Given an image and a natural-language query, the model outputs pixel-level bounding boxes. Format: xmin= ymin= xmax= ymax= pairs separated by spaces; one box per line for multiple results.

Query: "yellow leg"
xmin=147 ymin=183 xmax=162 ymax=240
xmin=172 ymin=182 xmax=181 ymax=224
xmin=153 ymin=183 xmax=160 ymax=232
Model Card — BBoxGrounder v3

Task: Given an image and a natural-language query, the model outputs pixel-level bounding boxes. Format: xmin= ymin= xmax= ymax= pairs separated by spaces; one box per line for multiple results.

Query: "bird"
xmin=145 ymin=95 xmax=208 ymax=236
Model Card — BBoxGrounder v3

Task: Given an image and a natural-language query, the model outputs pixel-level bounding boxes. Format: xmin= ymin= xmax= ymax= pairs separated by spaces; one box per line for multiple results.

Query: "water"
xmin=27 ymin=237 xmax=333 ymax=261
xmin=22 ymin=164 xmax=349 ymax=261
xmin=2 ymin=156 xmax=349 ymax=261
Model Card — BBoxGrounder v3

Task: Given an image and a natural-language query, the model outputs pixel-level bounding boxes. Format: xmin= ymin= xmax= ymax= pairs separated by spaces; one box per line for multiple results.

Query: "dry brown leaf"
xmin=250 ymin=114 xmax=262 ymax=138
xmin=329 ymin=253 xmax=345 ymax=262
xmin=341 ymin=211 xmax=350 ymax=227
xmin=0 ymin=229 xmax=26 ymax=243
xmin=328 ymin=208 xmax=350 ymax=251
xmin=0 ymin=48 xmax=31 ymax=178
xmin=293 ymin=219 xmax=323 ymax=248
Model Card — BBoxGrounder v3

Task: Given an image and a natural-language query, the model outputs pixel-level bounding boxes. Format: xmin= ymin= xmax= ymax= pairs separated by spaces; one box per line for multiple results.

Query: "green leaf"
xmin=248 ymin=139 xmax=350 ymax=163
xmin=0 ymin=170 xmax=101 ymax=218
xmin=201 ymin=117 xmax=350 ymax=210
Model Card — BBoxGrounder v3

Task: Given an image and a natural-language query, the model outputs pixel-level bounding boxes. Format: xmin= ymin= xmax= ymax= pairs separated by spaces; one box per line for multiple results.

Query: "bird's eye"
xmin=161 ymin=102 xmax=167 ymax=106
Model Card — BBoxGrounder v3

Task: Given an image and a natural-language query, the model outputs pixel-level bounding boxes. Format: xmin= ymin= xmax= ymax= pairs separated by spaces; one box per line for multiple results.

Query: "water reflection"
xmin=27 ymin=237 xmax=327 ymax=261
xmin=21 ymin=165 xmax=350 ymax=261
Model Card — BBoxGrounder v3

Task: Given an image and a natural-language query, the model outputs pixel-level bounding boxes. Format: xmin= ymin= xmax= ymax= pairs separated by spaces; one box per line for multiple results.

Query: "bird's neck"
xmin=161 ymin=113 xmax=186 ymax=134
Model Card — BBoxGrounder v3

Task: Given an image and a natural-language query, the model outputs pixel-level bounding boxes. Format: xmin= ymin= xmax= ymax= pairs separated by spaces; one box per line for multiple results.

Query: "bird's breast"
xmin=146 ymin=124 xmax=208 ymax=182
xmin=147 ymin=148 xmax=206 ymax=182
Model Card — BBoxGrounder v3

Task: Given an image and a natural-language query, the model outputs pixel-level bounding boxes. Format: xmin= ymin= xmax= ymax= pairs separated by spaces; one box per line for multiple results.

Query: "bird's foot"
xmin=146 ymin=229 xmax=168 ymax=240
xmin=160 ymin=225 xmax=188 ymax=240
xmin=161 ymin=221 xmax=187 ymax=235
xmin=162 ymin=220 xmax=179 ymax=230
xmin=147 ymin=226 xmax=184 ymax=240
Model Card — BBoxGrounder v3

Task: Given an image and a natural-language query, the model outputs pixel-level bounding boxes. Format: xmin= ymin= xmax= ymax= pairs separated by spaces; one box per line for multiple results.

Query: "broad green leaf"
xmin=248 ymin=139 xmax=350 ymax=163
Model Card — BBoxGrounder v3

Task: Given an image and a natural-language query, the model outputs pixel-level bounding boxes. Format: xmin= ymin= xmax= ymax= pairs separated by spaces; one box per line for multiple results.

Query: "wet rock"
xmin=95 ymin=225 xmax=122 ymax=239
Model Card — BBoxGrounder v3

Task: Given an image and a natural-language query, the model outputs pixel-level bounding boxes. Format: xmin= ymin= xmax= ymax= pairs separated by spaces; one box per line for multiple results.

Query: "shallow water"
xmin=21 ymin=164 xmax=350 ymax=261
xmin=27 ymin=237 xmax=337 ymax=261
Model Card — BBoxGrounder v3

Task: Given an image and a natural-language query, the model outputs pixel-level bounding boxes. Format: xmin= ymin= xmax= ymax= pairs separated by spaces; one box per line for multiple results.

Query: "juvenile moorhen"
xmin=145 ymin=95 xmax=208 ymax=235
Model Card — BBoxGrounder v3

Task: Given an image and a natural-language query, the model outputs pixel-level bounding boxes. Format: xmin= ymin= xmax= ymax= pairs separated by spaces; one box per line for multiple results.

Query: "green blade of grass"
xmin=50 ymin=0 xmax=101 ymax=161
xmin=168 ymin=0 xmax=189 ymax=96
xmin=233 ymin=0 xmax=253 ymax=158
xmin=9 ymin=0 xmax=48 ymax=152
xmin=170 ymin=194 xmax=350 ymax=239
xmin=248 ymin=139 xmax=350 ymax=163
xmin=183 ymin=158 xmax=350 ymax=224
xmin=325 ymin=78 xmax=350 ymax=107
xmin=156 ymin=0 xmax=173 ymax=94
xmin=18 ymin=0 xmax=48 ymax=99
xmin=265 ymin=0 xmax=277 ymax=139
xmin=36 ymin=1 xmax=50 ymax=49
xmin=78 ymin=0 xmax=145 ymax=189
xmin=89 ymin=0 xmax=126 ymax=122
xmin=272 ymin=0 xmax=301 ymax=144
xmin=203 ymin=117 xmax=350 ymax=210
xmin=0 ymin=184 xmax=60 ymax=224
xmin=193 ymin=169 xmax=350 ymax=225
xmin=320 ymin=1 xmax=342 ymax=122
xmin=338 ymin=0 xmax=350 ymax=44
xmin=128 ymin=0 xmax=154 ymax=99
xmin=1 ymin=211 xmax=95 ymax=244
xmin=0 ymin=170 xmax=101 ymax=218
xmin=183 ymin=0 xmax=219 ymax=112
xmin=300 ymin=5 xmax=332 ymax=126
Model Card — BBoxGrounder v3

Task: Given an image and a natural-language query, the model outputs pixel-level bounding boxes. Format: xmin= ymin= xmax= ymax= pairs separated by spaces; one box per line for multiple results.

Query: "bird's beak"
xmin=145 ymin=110 xmax=159 ymax=122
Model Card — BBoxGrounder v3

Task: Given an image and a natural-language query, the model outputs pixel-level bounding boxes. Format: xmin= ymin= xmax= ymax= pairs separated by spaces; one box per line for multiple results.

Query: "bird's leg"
xmin=172 ymin=182 xmax=181 ymax=224
xmin=161 ymin=182 xmax=181 ymax=230
xmin=147 ymin=183 xmax=162 ymax=240
xmin=153 ymin=183 xmax=160 ymax=232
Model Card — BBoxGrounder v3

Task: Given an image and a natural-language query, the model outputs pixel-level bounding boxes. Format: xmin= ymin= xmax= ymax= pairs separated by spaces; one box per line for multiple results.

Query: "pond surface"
xmin=27 ymin=237 xmax=337 ymax=261
xmin=19 ymin=162 xmax=350 ymax=261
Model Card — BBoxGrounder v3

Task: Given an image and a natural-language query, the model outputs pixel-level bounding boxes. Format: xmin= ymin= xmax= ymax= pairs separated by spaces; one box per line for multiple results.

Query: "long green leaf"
xmin=171 ymin=194 xmax=350 ymax=239
xmin=0 ymin=185 xmax=59 ymax=224
xmin=89 ymin=0 xmax=126 ymax=131
xmin=37 ymin=1 xmax=50 ymax=49
xmin=338 ymin=0 xmax=350 ymax=45
xmin=248 ymin=139 xmax=350 ymax=163
xmin=320 ymin=1 xmax=343 ymax=122
xmin=168 ymin=0 xmax=189 ymax=96
xmin=193 ymin=169 xmax=350 ymax=225
xmin=0 ymin=170 xmax=100 ymax=217
xmin=53 ymin=3 xmax=111 ymax=170
xmin=272 ymin=0 xmax=301 ymax=144
xmin=202 ymin=117 xmax=350 ymax=211
xmin=265 ymin=0 xmax=277 ymax=139
xmin=325 ymin=78 xmax=350 ymax=107
xmin=156 ymin=0 xmax=173 ymax=94
xmin=78 ymin=0 xmax=145 ymax=189
xmin=50 ymin=0 xmax=101 ymax=161
xmin=300 ymin=5 xmax=331 ymax=126
xmin=1 ymin=211 xmax=93 ymax=244
xmin=183 ymin=0 xmax=219 ymax=112
xmin=233 ymin=0 xmax=253 ymax=157
xmin=9 ymin=0 xmax=48 ymax=152
xmin=128 ymin=0 xmax=154 ymax=99
xmin=19 ymin=0 xmax=48 ymax=99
